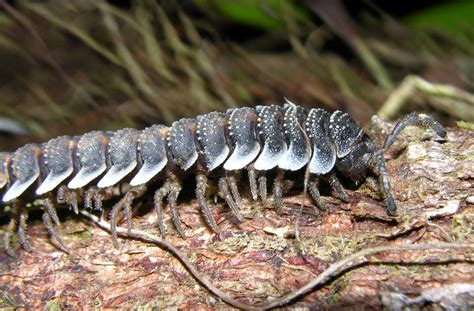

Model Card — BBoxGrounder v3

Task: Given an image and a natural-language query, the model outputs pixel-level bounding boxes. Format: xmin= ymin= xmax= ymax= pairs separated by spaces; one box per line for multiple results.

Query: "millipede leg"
xmin=42 ymin=211 xmax=68 ymax=252
xmin=70 ymin=190 xmax=79 ymax=214
xmin=57 ymin=186 xmax=79 ymax=214
xmin=327 ymin=172 xmax=349 ymax=203
xmin=43 ymin=196 xmax=61 ymax=227
xmin=383 ymin=112 xmax=446 ymax=151
xmin=168 ymin=181 xmax=185 ymax=238
xmin=227 ymin=175 xmax=242 ymax=206
xmin=369 ymin=151 xmax=397 ymax=215
xmin=308 ymin=179 xmax=327 ymax=211
xmin=109 ymin=197 xmax=126 ymax=248
xmin=123 ymin=192 xmax=135 ymax=234
xmin=3 ymin=216 xmax=16 ymax=257
xmin=94 ymin=190 xmax=104 ymax=211
xmin=273 ymin=170 xmax=284 ymax=214
xmin=84 ymin=188 xmax=95 ymax=210
xmin=18 ymin=205 xmax=32 ymax=252
xmin=259 ymin=175 xmax=267 ymax=202
xmin=154 ymin=181 xmax=172 ymax=234
xmin=218 ymin=177 xmax=244 ymax=223
xmin=196 ymin=174 xmax=218 ymax=232
xmin=247 ymin=166 xmax=259 ymax=201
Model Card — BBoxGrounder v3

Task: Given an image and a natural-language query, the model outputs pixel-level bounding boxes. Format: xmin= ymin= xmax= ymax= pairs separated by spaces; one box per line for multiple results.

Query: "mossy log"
xmin=0 ymin=118 xmax=473 ymax=309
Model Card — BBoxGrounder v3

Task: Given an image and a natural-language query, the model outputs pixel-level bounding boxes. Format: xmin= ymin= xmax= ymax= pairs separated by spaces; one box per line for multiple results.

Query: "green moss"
xmin=0 ymin=290 xmax=18 ymax=308
xmin=452 ymin=214 xmax=474 ymax=242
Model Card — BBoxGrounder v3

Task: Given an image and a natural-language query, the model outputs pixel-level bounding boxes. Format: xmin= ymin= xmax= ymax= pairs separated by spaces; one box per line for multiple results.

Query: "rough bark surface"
xmin=0 ymin=118 xmax=473 ymax=309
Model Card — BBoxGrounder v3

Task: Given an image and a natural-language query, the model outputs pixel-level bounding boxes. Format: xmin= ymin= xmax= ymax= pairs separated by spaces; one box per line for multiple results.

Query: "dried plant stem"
xmin=378 ymin=74 xmax=474 ymax=120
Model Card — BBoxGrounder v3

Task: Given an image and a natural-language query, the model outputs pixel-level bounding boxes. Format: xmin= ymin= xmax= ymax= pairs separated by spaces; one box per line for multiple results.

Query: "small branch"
xmin=80 ymin=210 xmax=474 ymax=310
xmin=378 ymin=75 xmax=474 ymax=120
xmin=79 ymin=210 xmax=254 ymax=310
xmin=258 ymin=242 xmax=473 ymax=309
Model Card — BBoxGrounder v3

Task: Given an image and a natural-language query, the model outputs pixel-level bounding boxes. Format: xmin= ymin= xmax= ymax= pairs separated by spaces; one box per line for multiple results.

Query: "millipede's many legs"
xmin=326 ymin=172 xmax=349 ymax=203
xmin=109 ymin=186 xmax=146 ymax=247
xmin=308 ymin=179 xmax=327 ymax=212
xmin=84 ymin=187 xmax=109 ymax=211
xmin=273 ymin=169 xmax=284 ymax=214
xmin=218 ymin=177 xmax=243 ymax=222
xmin=196 ymin=173 xmax=218 ymax=232
xmin=168 ymin=177 xmax=185 ymax=238
xmin=247 ymin=166 xmax=259 ymax=201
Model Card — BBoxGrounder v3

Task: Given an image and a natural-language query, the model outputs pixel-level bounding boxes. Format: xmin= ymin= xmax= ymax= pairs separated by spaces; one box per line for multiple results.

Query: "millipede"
xmin=0 ymin=100 xmax=447 ymax=255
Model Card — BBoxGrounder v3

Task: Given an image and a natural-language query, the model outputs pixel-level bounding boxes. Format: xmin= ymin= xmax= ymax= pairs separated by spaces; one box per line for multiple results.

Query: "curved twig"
xmin=80 ymin=210 xmax=255 ymax=310
xmin=80 ymin=210 xmax=474 ymax=310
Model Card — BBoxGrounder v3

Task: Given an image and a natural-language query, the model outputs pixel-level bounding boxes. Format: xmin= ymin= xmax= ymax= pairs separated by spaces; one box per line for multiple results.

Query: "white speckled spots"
xmin=68 ymin=131 xmax=108 ymax=189
xmin=254 ymin=105 xmax=287 ymax=171
xmin=223 ymin=107 xmax=261 ymax=170
xmin=306 ymin=109 xmax=336 ymax=175
xmin=168 ymin=119 xmax=199 ymax=171
xmin=329 ymin=111 xmax=363 ymax=158
xmin=95 ymin=129 xmax=139 ymax=187
xmin=197 ymin=112 xmax=230 ymax=171
xmin=130 ymin=125 xmax=168 ymax=185
xmin=36 ymin=136 xmax=75 ymax=195
xmin=309 ymin=144 xmax=336 ymax=175
xmin=278 ymin=103 xmax=309 ymax=171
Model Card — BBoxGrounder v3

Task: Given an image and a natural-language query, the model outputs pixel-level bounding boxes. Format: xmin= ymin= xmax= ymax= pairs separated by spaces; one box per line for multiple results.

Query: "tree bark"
xmin=1 ymin=118 xmax=473 ymax=309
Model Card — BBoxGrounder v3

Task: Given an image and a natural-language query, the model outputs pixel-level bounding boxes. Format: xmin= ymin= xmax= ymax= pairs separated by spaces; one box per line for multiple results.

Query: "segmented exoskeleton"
xmin=0 ymin=101 xmax=446 ymax=254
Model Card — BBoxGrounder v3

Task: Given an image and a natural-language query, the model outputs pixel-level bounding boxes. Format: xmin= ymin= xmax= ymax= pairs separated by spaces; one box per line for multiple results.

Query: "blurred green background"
xmin=0 ymin=0 xmax=473 ymax=150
